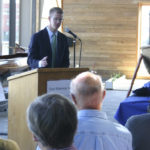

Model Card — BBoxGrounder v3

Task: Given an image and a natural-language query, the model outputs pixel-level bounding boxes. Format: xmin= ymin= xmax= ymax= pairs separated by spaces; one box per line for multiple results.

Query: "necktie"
xmin=51 ymin=34 xmax=56 ymax=67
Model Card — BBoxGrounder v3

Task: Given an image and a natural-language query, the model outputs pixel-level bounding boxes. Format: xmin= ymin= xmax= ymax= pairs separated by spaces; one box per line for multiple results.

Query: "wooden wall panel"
xmin=63 ymin=0 xmax=150 ymax=79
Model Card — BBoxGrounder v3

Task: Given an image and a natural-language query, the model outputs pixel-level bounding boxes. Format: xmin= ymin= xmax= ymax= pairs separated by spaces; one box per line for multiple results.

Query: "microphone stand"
xmin=73 ymin=38 xmax=76 ymax=68
xmin=79 ymin=38 xmax=82 ymax=68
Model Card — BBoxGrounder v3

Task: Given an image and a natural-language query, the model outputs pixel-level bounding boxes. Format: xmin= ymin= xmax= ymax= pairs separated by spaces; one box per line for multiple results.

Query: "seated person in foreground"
xmin=0 ymin=138 xmax=20 ymax=150
xmin=125 ymin=113 xmax=150 ymax=150
xmin=26 ymin=93 xmax=77 ymax=150
xmin=70 ymin=71 xmax=132 ymax=150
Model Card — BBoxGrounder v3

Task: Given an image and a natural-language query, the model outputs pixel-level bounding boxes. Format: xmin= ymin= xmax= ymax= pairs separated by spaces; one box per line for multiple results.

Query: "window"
xmin=140 ymin=5 xmax=150 ymax=46
xmin=137 ymin=3 xmax=150 ymax=77
xmin=41 ymin=0 xmax=62 ymax=30
xmin=1 ymin=0 xmax=20 ymax=55
xmin=16 ymin=0 xmax=20 ymax=44
xmin=1 ymin=0 xmax=10 ymax=55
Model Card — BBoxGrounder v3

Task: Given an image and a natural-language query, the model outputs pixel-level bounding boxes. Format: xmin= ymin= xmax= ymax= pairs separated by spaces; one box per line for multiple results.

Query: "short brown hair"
xmin=49 ymin=7 xmax=63 ymax=16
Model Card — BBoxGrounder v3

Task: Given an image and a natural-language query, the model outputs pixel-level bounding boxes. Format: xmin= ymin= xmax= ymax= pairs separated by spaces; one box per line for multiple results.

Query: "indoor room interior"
xmin=0 ymin=0 xmax=150 ymax=150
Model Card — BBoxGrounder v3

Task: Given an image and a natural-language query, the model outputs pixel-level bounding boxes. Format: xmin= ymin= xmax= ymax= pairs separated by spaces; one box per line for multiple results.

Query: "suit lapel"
xmin=55 ymin=32 xmax=61 ymax=65
xmin=43 ymin=28 xmax=51 ymax=52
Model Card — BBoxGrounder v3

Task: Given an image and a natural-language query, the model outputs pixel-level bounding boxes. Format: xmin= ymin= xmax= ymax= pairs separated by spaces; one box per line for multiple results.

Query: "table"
xmin=114 ymin=96 xmax=150 ymax=125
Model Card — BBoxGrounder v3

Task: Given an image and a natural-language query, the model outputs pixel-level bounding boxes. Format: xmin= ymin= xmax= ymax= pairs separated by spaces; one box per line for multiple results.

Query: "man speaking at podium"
xmin=27 ymin=7 xmax=70 ymax=69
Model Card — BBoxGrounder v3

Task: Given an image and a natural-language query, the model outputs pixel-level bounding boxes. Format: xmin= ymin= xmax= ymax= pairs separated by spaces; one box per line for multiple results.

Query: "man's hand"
xmin=39 ymin=56 xmax=48 ymax=67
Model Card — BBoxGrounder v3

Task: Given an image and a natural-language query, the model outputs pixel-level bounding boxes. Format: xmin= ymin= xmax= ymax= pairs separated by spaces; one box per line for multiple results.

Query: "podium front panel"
xmin=8 ymin=68 xmax=88 ymax=150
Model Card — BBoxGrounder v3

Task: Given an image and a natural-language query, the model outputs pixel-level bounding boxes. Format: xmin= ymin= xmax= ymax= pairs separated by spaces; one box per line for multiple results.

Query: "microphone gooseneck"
xmin=64 ymin=27 xmax=78 ymax=39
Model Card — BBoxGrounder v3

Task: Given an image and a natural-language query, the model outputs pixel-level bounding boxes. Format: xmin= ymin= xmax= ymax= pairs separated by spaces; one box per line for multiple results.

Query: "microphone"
xmin=65 ymin=27 xmax=79 ymax=39
xmin=65 ymin=27 xmax=82 ymax=68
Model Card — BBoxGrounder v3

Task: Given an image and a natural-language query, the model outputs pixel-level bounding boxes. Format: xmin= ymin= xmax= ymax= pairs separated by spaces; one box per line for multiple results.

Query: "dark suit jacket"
xmin=125 ymin=113 xmax=150 ymax=150
xmin=27 ymin=28 xmax=70 ymax=69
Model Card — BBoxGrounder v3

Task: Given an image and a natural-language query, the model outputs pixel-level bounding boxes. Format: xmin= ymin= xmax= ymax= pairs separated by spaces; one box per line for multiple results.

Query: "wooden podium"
xmin=8 ymin=68 xmax=88 ymax=150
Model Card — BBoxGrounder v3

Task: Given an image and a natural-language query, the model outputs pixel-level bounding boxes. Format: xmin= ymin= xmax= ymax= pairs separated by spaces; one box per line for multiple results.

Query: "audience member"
xmin=0 ymin=138 xmax=20 ymax=150
xmin=125 ymin=113 xmax=150 ymax=150
xmin=70 ymin=71 xmax=132 ymax=150
xmin=26 ymin=93 xmax=77 ymax=150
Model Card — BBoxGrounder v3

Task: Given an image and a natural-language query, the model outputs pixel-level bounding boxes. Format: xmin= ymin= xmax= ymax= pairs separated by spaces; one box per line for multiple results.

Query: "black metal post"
xmin=73 ymin=38 xmax=76 ymax=68
xmin=9 ymin=0 xmax=16 ymax=55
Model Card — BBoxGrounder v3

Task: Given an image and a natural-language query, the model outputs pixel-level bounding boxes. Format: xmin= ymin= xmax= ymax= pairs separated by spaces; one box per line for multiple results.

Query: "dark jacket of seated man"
xmin=125 ymin=113 xmax=150 ymax=150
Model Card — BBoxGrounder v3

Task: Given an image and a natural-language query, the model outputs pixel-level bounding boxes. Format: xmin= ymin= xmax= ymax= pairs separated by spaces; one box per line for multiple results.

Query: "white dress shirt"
xmin=74 ymin=109 xmax=132 ymax=150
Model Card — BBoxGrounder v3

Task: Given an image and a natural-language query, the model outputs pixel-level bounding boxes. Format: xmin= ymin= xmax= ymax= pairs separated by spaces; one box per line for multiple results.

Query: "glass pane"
xmin=1 ymin=0 xmax=20 ymax=55
xmin=141 ymin=6 xmax=150 ymax=46
xmin=138 ymin=5 xmax=150 ymax=77
xmin=2 ymin=0 xmax=9 ymax=55
xmin=16 ymin=0 xmax=20 ymax=44
xmin=41 ymin=0 xmax=62 ymax=30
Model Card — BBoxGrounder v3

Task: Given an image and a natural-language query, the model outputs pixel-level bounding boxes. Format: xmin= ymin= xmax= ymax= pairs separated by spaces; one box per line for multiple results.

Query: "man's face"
xmin=49 ymin=12 xmax=63 ymax=32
